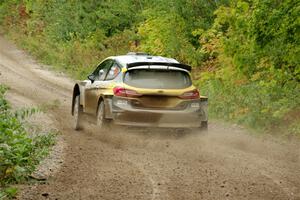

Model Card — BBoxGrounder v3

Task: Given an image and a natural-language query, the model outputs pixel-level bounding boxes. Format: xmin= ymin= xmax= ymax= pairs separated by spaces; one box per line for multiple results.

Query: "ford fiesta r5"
xmin=71 ymin=53 xmax=208 ymax=131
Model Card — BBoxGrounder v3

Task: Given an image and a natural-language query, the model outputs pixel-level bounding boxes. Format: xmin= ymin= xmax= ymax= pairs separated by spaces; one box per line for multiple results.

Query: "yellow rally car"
xmin=71 ymin=53 xmax=208 ymax=131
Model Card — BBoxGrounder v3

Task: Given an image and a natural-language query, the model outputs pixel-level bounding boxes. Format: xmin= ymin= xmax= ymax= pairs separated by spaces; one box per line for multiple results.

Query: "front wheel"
xmin=200 ymin=121 xmax=208 ymax=131
xmin=73 ymin=95 xmax=83 ymax=130
xmin=96 ymin=100 xmax=110 ymax=131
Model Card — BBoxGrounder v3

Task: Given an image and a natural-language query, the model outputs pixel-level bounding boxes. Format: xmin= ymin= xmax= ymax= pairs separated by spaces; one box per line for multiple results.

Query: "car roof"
xmin=111 ymin=54 xmax=179 ymax=67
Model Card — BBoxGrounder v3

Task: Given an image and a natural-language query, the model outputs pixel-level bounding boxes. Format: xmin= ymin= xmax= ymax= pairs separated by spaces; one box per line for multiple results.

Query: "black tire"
xmin=73 ymin=95 xmax=83 ymax=130
xmin=96 ymin=100 xmax=110 ymax=130
xmin=200 ymin=121 xmax=208 ymax=131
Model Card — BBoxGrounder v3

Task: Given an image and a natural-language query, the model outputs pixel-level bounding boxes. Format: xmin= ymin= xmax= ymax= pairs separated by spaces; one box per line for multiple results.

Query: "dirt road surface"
xmin=0 ymin=36 xmax=300 ymax=200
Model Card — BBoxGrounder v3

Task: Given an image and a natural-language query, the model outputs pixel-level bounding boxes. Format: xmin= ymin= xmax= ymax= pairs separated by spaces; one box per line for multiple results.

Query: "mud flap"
xmin=104 ymin=96 xmax=114 ymax=119
xmin=200 ymin=97 xmax=208 ymax=122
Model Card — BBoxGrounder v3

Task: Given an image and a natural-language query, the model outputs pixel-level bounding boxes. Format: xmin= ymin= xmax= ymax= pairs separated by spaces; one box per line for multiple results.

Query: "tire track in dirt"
xmin=125 ymin=156 xmax=164 ymax=200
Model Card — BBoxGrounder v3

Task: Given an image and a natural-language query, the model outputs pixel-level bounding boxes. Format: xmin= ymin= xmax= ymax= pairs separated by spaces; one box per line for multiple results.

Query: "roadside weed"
xmin=0 ymin=85 xmax=56 ymax=198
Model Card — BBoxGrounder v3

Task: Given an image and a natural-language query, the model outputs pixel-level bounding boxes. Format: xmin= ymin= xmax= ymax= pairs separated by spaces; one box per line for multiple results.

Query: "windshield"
xmin=124 ymin=69 xmax=192 ymax=89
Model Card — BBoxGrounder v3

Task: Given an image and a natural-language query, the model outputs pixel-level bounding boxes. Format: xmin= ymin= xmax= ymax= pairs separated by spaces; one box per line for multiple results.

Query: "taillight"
xmin=179 ymin=89 xmax=200 ymax=99
xmin=113 ymin=86 xmax=142 ymax=98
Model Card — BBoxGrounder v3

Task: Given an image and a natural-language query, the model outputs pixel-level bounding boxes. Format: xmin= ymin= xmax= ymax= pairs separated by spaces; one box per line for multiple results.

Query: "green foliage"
xmin=136 ymin=0 xmax=229 ymax=65
xmin=138 ymin=11 xmax=200 ymax=65
xmin=0 ymin=85 xmax=55 ymax=197
xmin=0 ymin=0 xmax=21 ymax=26
xmin=199 ymin=70 xmax=300 ymax=128
xmin=0 ymin=187 xmax=17 ymax=199
xmin=14 ymin=107 xmax=41 ymax=120
xmin=212 ymin=0 xmax=300 ymax=79
xmin=198 ymin=0 xmax=300 ymax=134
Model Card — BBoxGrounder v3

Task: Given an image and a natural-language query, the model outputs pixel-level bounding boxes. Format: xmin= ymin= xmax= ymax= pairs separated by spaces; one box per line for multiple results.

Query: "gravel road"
xmin=0 ymin=36 xmax=299 ymax=200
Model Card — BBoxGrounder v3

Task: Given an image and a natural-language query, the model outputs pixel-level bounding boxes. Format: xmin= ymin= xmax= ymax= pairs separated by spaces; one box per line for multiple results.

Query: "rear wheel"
xmin=200 ymin=121 xmax=208 ymax=131
xmin=73 ymin=95 xmax=83 ymax=130
xmin=96 ymin=100 xmax=110 ymax=131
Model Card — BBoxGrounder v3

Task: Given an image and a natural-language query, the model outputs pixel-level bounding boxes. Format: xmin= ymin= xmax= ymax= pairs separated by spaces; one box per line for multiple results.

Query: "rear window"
xmin=124 ymin=69 xmax=192 ymax=89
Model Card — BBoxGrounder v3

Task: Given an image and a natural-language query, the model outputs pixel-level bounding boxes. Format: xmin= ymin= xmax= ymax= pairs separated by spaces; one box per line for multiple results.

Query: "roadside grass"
xmin=197 ymin=75 xmax=300 ymax=137
xmin=39 ymin=99 xmax=61 ymax=112
xmin=0 ymin=85 xmax=56 ymax=199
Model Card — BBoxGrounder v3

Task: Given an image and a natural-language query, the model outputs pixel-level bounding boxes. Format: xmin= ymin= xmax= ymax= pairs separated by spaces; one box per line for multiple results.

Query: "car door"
xmin=100 ymin=62 xmax=122 ymax=118
xmin=84 ymin=59 xmax=113 ymax=114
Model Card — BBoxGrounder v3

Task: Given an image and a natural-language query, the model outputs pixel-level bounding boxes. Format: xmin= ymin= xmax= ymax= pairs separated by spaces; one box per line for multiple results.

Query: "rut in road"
xmin=0 ymin=36 xmax=300 ymax=200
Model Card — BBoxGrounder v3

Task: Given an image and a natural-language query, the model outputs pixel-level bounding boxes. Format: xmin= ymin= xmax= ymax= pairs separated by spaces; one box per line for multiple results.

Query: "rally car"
xmin=71 ymin=52 xmax=208 ymax=131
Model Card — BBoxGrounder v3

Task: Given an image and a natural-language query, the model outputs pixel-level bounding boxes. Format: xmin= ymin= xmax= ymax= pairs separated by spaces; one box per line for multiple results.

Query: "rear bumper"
xmin=110 ymin=97 xmax=208 ymax=128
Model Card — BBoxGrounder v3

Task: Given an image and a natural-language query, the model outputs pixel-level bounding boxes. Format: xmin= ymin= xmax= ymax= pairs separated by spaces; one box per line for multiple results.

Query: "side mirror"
xmin=88 ymin=74 xmax=95 ymax=82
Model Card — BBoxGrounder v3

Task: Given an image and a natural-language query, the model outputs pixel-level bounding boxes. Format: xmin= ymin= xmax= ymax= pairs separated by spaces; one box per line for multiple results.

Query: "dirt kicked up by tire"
xmin=0 ymin=36 xmax=300 ymax=200
xmin=96 ymin=100 xmax=110 ymax=131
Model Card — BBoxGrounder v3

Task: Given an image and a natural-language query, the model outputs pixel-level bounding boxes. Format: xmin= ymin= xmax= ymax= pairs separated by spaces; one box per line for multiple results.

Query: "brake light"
xmin=113 ymin=86 xmax=142 ymax=98
xmin=179 ymin=89 xmax=200 ymax=99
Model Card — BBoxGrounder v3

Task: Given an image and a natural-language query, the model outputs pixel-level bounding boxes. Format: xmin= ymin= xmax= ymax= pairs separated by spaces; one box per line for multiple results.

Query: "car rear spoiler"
xmin=126 ymin=62 xmax=192 ymax=72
